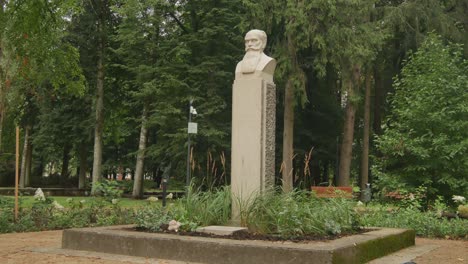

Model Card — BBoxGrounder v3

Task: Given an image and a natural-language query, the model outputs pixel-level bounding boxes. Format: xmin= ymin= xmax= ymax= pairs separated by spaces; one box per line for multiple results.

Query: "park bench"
xmin=311 ymin=186 xmax=353 ymax=198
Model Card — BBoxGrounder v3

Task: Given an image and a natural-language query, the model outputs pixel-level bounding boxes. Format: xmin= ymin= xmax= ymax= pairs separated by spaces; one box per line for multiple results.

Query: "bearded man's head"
xmin=244 ymin=29 xmax=267 ymax=52
xmin=241 ymin=30 xmax=268 ymax=73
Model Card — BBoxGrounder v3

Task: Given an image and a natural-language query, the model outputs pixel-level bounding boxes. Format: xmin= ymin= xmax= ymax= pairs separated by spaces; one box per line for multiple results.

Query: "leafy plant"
xmin=135 ymin=205 xmax=173 ymax=232
xmin=243 ymin=189 xmax=361 ymax=237
xmin=374 ymin=34 xmax=468 ymax=201
xmin=134 ymin=185 xmax=231 ymax=232
xmin=0 ymin=194 xmax=136 ymax=234
xmin=458 ymin=205 xmax=468 ymax=219
xmin=0 ymin=196 xmax=15 ymax=233
xmin=30 ymin=197 xmax=55 ymax=228
xmin=171 ymin=185 xmax=231 ymax=231
xmin=359 ymin=204 xmax=468 ymax=239
xmin=92 ymin=180 xmax=123 ymax=201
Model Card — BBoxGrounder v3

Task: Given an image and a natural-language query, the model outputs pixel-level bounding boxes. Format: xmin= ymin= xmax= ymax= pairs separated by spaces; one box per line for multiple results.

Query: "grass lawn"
xmin=1 ymin=195 xmax=159 ymax=208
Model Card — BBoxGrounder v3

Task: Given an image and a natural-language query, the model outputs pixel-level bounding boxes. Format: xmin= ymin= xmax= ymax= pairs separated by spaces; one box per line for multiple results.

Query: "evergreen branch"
xmin=166 ymin=12 xmax=189 ymax=34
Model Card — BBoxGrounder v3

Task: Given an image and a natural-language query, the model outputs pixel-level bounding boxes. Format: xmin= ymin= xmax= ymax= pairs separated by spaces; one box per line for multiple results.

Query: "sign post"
xmin=186 ymin=100 xmax=197 ymax=189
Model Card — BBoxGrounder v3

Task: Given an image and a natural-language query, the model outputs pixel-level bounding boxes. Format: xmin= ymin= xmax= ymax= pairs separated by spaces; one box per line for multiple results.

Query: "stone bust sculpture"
xmin=235 ymin=29 xmax=276 ymax=81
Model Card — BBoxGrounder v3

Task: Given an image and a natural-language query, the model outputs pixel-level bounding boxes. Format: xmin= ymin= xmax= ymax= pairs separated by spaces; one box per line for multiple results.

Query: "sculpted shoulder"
xmin=235 ymin=53 xmax=276 ymax=81
xmin=257 ymin=53 xmax=276 ymax=76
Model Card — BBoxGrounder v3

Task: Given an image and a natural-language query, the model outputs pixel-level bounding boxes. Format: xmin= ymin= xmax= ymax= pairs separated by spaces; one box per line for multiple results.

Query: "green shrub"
xmin=135 ymin=205 xmax=173 ymax=232
xmin=458 ymin=205 xmax=468 ymax=219
xmin=116 ymin=180 xmax=134 ymax=193
xmin=374 ymin=34 xmax=468 ymax=201
xmin=0 ymin=196 xmax=15 ymax=233
xmin=171 ymin=185 xmax=231 ymax=230
xmin=93 ymin=180 xmax=123 ymax=201
xmin=360 ymin=206 xmax=468 ymax=239
xmin=135 ymin=187 xmax=361 ymax=236
xmin=0 ymin=195 xmax=136 ymax=234
xmin=135 ymin=185 xmax=232 ymax=232
xmin=243 ymin=189 xmax=361 ymax=237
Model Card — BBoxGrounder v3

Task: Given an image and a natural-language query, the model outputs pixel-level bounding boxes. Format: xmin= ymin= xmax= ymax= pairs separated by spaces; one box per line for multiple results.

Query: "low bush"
xmin=458 ymin=205 xmax=468 ymax=218
xmin=135 ymin=187 xmax=361 ymax=237
xmin=136 ymin=185 xmax=231 ymax=231
xmin=0 ymin=196 xmax=15 ymax=233
xmin=92 ymin=180 xmax=123 ymax=201
xmin=135 ymin=205 xmax=173 ymax=232
xmin=243 ymin=189 xmax=361 ymax=237
xmin=172 ymin=185 xmax=231 ymax=229
xmin=359 ymin=205 xmax=468 ymax=239
xmin=0 ymin=195 xmax=136 ymax=234
xmin=136 ymin=185 xmax=232 ymax=232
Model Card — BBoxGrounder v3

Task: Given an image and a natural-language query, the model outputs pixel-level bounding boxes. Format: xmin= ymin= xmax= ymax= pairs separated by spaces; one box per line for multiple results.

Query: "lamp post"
xmin=15 ymin=127 xmax=19 ymax=221
xmin=162 ymin=177 xmax=168 ymax=207
xmin=186 ymin=100 xmax=197 ymax=189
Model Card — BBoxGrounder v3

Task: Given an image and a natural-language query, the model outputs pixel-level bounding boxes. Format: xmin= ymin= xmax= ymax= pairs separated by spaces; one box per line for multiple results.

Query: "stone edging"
xmin=62 ymin=225 xmax=415 ymax=264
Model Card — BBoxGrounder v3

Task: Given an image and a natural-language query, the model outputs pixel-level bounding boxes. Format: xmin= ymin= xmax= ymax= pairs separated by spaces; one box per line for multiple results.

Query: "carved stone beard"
xmin=241 ymin=50 xmax=262 ymax=73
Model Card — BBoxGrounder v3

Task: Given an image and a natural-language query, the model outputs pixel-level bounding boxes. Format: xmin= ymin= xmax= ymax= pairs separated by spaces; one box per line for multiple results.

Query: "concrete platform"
xmin=62 ymin=225 xmax=415 ymax=264
xmin=195 ymin=226 xmax=247 ymax=236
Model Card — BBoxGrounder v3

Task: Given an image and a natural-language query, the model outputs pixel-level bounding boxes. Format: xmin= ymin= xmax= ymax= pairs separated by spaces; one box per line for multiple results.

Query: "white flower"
xmin=166 ymin=193 xmax=173 ymax=199
xmin=52 ymin=200 xmax=65 ymax=210
xmin=111 ymin=199 xmax=119 ymax=204
xmin=147 ymin=196 xmax=158 ymax=202
xmin=34 ymin=188 xmax=46 ymax=201
xmin=167 ymin=220 xmax=181 ymax=232
xmin=452 ymin=195 xmax=466 ymax=204
xmin=357 ymin=201 xmax=364 ymax=206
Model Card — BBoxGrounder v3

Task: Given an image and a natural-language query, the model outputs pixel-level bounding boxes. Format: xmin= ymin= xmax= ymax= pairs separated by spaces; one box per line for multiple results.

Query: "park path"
xmin=0 ymin=230 xmax=191 ymax=264
xmin=0 ymin=230 xmax=466 ymax=263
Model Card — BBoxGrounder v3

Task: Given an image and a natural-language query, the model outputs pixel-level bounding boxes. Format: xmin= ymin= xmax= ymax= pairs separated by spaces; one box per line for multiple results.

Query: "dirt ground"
xmin=412 ymin=238 xmax=467 ymax=264
xmin=0 ymin=230 xmax=466 ymax=263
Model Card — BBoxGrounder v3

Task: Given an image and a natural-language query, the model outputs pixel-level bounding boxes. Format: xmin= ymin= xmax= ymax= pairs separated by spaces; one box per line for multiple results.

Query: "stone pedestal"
xmin=231 ymin=78 xmax=275 ymax=221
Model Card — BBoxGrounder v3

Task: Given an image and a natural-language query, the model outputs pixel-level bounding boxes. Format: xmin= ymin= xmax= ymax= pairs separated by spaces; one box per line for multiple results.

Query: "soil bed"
xmin=131 ymin=226 xmax=367 ymax=243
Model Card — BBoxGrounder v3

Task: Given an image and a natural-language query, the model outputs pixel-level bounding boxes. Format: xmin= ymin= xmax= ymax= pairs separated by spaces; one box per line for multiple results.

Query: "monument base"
xmin=62 ymin=225 xmax=415 ymax=264
xmin=231 ymin=78 xmax=275 ymax=221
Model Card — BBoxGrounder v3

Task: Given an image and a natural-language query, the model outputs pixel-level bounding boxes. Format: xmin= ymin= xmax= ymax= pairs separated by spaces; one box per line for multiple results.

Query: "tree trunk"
xmin=0 ymin=46 xmax=5 ymax=153
xmin=373 ymin=65 xmax=383 ymax=135
xmin=360 ymin=70 xmax=371 ymax=198
xmin=91 ymin=19 xmax=105 ymax=195
xmin=78 ymin=142 xmax=88 ymax=189
xmin=19 ymin=126 xmax=31 ymax=188
xmin=282 ymin=29 xmax=301 ymax=193
xmin=118 ymin=165 xmax=123 ymax=180
xmin=282 ymin=79 xmax=294 ymax=192
xmin=24 ymin=135 xmax=33 ymax=187
xmin=0 ymin=104 xmax=4 ymax=153
xmin=133 ymin=105 xmax=149 ymax=198
xmin=322 ymin=161 xmax=329 ymax=184
xmin=37 ymin=158 xmax=44 ymax=178
xmin=338 ymin=66 xmax=360 ymax=186
xmin=61 ymin=143 xmax=71 ymax=178
xmin=310 ymin=158 xmax=320 ymax=187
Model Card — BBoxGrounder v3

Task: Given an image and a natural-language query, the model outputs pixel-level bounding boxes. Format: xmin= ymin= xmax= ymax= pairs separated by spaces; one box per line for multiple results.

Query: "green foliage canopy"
xmin=375 ymin=34 xmax=468 ymax=199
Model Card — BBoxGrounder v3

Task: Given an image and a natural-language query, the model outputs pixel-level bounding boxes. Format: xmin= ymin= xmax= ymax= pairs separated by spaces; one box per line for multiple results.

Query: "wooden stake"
xmin=15 ymin=126 xmax=19 ymax=221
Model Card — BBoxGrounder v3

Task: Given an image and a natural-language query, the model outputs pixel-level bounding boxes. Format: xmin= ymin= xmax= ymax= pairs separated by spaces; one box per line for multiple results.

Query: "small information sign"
xmin=188 ymin=122 xmax=198 ymax=134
